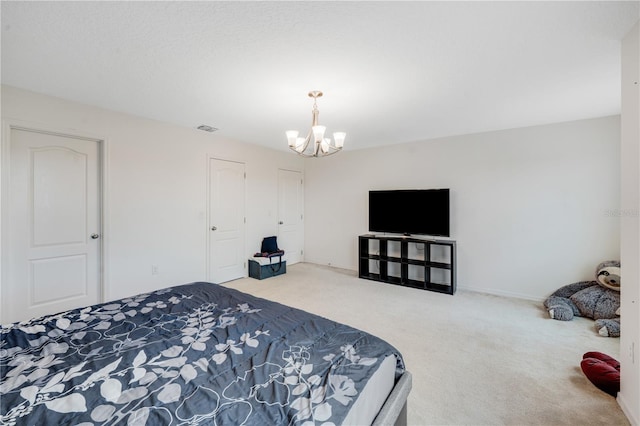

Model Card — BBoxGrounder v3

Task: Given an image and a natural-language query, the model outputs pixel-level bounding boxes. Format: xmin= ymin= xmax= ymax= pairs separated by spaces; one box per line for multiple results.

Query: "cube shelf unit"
xmin=358 ymin=234 xmax=456 ymax=295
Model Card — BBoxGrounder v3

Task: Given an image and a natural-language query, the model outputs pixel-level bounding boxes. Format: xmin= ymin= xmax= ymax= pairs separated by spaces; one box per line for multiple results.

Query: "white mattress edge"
xmin=342 ymin=354 xmax=397 ymax=425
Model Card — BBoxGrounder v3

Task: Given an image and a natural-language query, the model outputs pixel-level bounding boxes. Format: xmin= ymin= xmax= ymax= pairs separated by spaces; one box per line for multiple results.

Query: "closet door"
xmin=208 ymin=158 xmax=245 ymax=283
xmin=278 ymin=169 xmax=303 ymax=265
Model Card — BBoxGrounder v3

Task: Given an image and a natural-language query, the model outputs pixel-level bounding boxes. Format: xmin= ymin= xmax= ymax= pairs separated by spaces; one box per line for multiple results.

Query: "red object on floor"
xmin=580 ymin=351 xmax=620 ymax=397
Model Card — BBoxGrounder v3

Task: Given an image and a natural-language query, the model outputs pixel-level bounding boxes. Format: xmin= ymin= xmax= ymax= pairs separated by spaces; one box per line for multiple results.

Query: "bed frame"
xmin=373 ymin=371 xmax=412 ymax=426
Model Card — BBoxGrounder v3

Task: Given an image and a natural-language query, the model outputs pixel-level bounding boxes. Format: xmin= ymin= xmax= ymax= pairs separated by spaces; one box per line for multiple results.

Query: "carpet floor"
xmin=222 ymin=262 xmax=627 ymax=426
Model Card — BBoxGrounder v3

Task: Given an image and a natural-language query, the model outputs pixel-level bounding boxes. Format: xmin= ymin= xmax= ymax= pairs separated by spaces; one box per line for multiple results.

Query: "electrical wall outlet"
xmin=151 ymin=265 xmax=159 ymax=275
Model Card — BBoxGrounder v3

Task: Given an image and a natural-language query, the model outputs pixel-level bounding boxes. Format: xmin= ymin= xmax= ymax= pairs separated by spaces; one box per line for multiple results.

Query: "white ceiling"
xmin=2 ymin=1 xmax=639 ymax=152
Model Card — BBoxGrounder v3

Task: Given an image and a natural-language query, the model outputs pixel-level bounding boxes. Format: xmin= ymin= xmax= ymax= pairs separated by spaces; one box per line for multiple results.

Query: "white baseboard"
xmin=457 ymin=284 xmax=545 ymax=302
xmin=340 ymin=262 xmax=548 ymax=302
xmin=617 ymin=392 xmax=638 ymax=426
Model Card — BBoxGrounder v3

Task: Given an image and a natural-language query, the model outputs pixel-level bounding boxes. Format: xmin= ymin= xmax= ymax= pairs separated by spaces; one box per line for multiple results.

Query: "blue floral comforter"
xmin=0 ymin=282 xmax=404 ymax=425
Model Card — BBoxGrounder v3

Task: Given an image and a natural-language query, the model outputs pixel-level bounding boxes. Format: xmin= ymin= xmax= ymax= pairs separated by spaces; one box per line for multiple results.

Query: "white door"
xmin=278 ymin=169 xmax=304 ymax=265
xmin=208 ymin=158 xmax=245 ymax=283
xmin=4 ymin=128 xmax=102 ymax=323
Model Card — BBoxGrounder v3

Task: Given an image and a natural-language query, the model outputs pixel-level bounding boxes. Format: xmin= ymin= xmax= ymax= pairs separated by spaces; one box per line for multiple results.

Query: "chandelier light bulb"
xmin=286 ymin=130 xmax=299 ymax=147
xmin=312 ymin=125 xmax=326 ymax=143
xmin=333 ymin=132 xmax=346 ymax=149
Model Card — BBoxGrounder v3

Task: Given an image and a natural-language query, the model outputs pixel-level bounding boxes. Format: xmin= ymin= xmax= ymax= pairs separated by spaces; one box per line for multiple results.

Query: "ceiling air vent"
xmin=197 ymin=125 xmax=218 ymax=132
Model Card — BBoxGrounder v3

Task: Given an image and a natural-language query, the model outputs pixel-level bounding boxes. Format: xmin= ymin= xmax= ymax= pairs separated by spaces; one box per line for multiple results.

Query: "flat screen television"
xmin=368 ymin=189 xmax=450 ymax=237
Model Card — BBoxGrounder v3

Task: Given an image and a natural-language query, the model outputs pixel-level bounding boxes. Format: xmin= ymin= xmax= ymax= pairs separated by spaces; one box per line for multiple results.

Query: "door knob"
xmin=279 ymin=221 xmax=283 ymax=225
xmin=90 ymin=234 xmax=100 ymax=239
xmin=211 ymin=226 xmax=217 ymax=231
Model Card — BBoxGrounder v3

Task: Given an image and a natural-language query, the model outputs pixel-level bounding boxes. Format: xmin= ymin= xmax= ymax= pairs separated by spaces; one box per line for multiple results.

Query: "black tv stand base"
xmin=358 ymin=234 xmax=456 ymax=295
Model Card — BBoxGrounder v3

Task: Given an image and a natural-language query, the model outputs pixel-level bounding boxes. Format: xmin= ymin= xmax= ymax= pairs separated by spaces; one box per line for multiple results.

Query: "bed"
xmin=1 ymin=281 xmax=411 ymax=425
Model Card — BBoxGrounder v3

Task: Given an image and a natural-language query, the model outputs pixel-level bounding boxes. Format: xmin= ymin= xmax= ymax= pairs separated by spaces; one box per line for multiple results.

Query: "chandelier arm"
xmin=314 ymin=139 xmax=321 ymax=156
xmin=288 ymin=147 xmax=320 ymax=158
xmin=319 ymin=148 xmax=341 ymax=157
xmin=303 ymin=130 xmax=313 ymax=150
xmin=287 ymin=142 xmax=342 ymax=157
xmin=296 ymin=131 xmax=312 ymax=154
xmin=324 ymin=144 xmax=342 ymax=154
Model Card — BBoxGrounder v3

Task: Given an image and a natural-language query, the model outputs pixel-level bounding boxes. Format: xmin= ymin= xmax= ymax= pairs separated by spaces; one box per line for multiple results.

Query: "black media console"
xmin=358 ymin=234 xmax=456 ymax=295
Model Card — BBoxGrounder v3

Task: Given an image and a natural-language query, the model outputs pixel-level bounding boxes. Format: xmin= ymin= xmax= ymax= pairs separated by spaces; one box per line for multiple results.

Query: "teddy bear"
xmin=543 ymin=260 xmax=620 ymax=337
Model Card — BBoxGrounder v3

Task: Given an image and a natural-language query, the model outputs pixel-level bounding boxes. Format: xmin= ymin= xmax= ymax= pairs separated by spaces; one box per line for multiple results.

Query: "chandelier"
xmin=286 ymin=91 xmax=346 ymax=157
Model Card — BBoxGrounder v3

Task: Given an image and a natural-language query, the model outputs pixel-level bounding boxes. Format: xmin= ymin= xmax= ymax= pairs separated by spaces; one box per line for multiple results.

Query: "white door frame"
xmin=1 ymin=119 xmax=109 ymax=320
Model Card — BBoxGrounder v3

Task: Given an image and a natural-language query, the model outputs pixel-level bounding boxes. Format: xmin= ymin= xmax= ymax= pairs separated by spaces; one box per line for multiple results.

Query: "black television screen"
xmin=368 ymin=189 xmax=450 ymax=237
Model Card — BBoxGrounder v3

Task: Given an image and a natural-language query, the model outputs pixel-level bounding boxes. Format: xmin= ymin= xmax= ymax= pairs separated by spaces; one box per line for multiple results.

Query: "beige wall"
xmin=304 ymin=116 xmax=621 ymax=301
xmin=0 ymin=85 xmax=304 ymax=302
